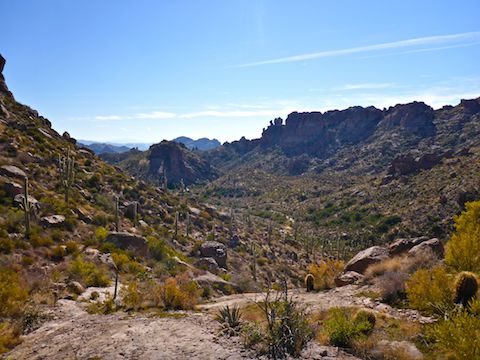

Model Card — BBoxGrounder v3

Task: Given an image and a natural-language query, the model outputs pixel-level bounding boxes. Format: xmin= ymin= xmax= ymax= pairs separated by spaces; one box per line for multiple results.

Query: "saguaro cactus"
xmin=22 ymin=176 xmax=31 ymax=239
xmin=250 ymin=243 xmax=257 ymax=282
xmin=174 ymin=211 xmax=179 ymax=239
xmin=186 ymin=212 xmax=190 ymax=238
xmin=115 ymin=196 xmax=120 ymax=232
xmin=133 ymin=201 xmax=138 ymax=227
xmin=58 ymin=150 xmax=75 ymax=205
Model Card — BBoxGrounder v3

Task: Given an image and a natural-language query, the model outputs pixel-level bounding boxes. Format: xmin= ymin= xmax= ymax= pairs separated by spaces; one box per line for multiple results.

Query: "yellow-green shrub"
xmin=445 ymin=200 xmax=480 ymax=272
xmin=0 ymin=268 xmax=28 ymax=318
xmin=0 ymin=322 xmax=21 ymax=354
xmin=308 ymin=259 xmax=344 ymax=290
xmin=406 ymin=266 xmax=454 ymax=315
xmin=67 ymin=257 xmax=110 ymax=287
xmin=158 ymin=277 xmax=199 ymax=310
xmin=428 ymin=302 xmax=480 ymax=359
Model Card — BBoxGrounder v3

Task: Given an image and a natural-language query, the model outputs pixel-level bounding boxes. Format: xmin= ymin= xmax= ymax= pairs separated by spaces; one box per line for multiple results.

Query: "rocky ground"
xmin=4 ymin=283 xmax=431 ymax=360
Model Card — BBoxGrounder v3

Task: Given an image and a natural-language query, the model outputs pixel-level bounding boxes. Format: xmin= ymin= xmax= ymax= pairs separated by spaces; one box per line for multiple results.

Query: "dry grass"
xmin=365 ymin=257 xmax=408 ymax=279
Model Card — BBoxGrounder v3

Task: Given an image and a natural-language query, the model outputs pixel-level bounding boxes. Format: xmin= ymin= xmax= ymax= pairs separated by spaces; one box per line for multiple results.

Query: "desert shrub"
xmin=376 ymin=271 xmax=408 ymax=304
xmin=148 ymin=236 xmax=167 ymax=261
xmin=0 ymin=322 xmax=21 ymax=354
xmin=67 ymin=256 xmax=110 ymax=287
xmin=406 ymin=266 xmax=454 ymax=316
xmin=87 ymin=294 xmax=116 ymax=315
xmin=445 ymin=200 xmax=480 ymax=272
xmin=95 ymin=227 xmax=108 ymax=242
xmin=256 ymin=290 xmax=313 ymax=358
xmin=308 ymin=259 xmax=344 ymax=290
xmin=0 ymin=237 xmax=15 ymax=254
xmin=365 ymin=257 xmax=407 ymax=278
xmin=121 ymin=280 xmax=143 ymax=310
xmin=242 ymin=321 xmax=263 ymax=349
xmin=0 ymin=268 xmax=28 ymax=318
xmin=158 ymin=277 xmax=199 ymax=310
xmin=50 ymin=245 xmax=66 ymax=262
xmin=305 ymin=273 xmax=314 ymax=292
xmin=65 ymin=240 xmax=79 ymax=255
xmin=353 ymin=310 xmax=376 ymax=333
xmin=324 ymin=307 xmax=372 ymax=347
xmin=428 ymin=301 xmax=480 ymax=359
xmin=30 ymin=234 xmax=54 ymax=247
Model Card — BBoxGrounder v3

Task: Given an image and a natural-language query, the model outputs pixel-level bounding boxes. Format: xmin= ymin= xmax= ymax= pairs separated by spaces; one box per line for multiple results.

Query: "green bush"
xmin=445 ymin=200 xmax=480 ymax=272
xmin=453 ymin=271 xmax=478 ymax=307
xmin=406 ymin=266 xmax=454 ymax=316
xmin=0 ymin=268 xmax=28 ymax=318
xmin=428 ymin=302 xmax=480 ymax=359
xmin=324 ymin=307 xmax=373 ymax=347
xmin=67 ymin=257 xmax=110 ymax=287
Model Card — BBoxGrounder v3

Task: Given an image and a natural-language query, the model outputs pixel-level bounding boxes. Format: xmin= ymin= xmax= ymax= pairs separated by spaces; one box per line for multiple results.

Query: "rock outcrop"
xmin=345 ymin=246 xmax=389 ymax=274
xmin=408 ymin=238 xmax=444 ymax=258
xmin=40 ymin=215 xmax=66 ymax=228
xmin=105 ymin=232 xmax=149 ymax=257
xmin=200 ymin=241 xmax=227 ymax=269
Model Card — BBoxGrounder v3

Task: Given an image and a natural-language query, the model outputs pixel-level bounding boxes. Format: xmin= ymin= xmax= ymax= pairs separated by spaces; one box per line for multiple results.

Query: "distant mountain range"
xmin=79 ymin=136 xmax=221 ymax=154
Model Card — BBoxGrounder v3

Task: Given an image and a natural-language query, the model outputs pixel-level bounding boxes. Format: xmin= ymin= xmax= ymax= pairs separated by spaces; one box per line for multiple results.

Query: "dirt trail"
xmin=5 ymin=284 xmax=431 ymax=360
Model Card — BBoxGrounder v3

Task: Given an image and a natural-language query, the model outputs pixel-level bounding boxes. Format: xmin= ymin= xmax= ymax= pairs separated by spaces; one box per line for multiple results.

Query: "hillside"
xmin=78 ymin=142 xmax=132 ymax=154
xmin=197 ymin=99 xmax=480 ymax=258
xmin=173 ymin=136 xmax=221 ymax=151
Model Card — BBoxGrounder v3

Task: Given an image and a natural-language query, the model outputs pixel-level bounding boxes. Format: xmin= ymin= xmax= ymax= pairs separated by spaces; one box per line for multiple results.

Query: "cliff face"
xmin=210 ymin=97 xmax=480 ymax=175
xmin=147 ymin=141 xmax=218 ymax=186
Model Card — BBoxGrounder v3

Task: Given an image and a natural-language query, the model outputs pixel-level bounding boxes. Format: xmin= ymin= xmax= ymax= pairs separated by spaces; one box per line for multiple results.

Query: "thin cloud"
xmin=232 ymin=31 xmax=480 ymax=67
xmin=335 ymin=83 xmax=395 ymax=91
xmin=95 ymin=115 xmax=123 ymax=120
xmin=134 ymin=111 xmax=176 ymax=119
xmin=179 ymin=109 xmax=294 ymax=119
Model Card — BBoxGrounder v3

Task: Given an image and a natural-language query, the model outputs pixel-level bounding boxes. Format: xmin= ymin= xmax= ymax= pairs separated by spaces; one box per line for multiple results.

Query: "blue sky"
xmin=2 ymin=0 xmax=480 ymax=143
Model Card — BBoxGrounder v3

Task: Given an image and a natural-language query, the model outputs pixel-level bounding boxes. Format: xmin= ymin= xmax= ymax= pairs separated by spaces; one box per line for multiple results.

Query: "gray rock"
xmin=73 ymin=207 xmax=93 ymax=224
xmin=195 ymin=257 xmax=220 ymax=274
xmin=14 ymin=194 xmax=40 ymax=213
xmin=3 ymin=181 xmax=22 ymax=197
xmin=105 ymin=232 xmax=148 ymax=257
xmin=200 ymin=241 xmax=227 ymax=268
xmin=0 ymin=165 xmax=26 ymax=179
xmin=388 ymin=236 xmax=429 ymax=256
xmin=408 ymin=238 xmax=444 ymax=258
xmin=335 ymin=271 xmax=365 ymax=287
xmin=68 ymin=281 xmax=85 ymax=295
xmin=345 ymin=246 xmax=389 ymax=274
xmin=40 ymin=215 xmax=66 ymax=228
xmin=194 ymin=273 xmax=236 ymax=293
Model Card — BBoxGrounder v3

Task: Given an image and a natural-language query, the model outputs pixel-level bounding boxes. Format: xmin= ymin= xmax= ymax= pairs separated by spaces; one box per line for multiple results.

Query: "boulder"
xmin=105 ymin=232 xmax=148 ymax=257
xmin=40 ymin=215 xmax=66 ymax=228
xmin=14 ymin=194 xmax=40 ymax=212
xmin=68 ymin=281 xmax=85 ymax=295
xmin=372 ymin=340 xmax=423 ymax=360
xmin=200 ymin=241 xmax=227 ymax=268
xmin=0 ymin=165 xmax=26 ymax=179
xmin=3 ymin=181 xmax=22 ymax=197
xmin=195 ymin=257 xmax=220 ymax=274
xmin=194 ymin=273 xmax=236 ymax=294
xmin=73 ymin=207 xmax=93 ymax=224
xmin=62 ymin=131 xmax=76 ymax=144
xmin=0 ymin=54 xmax=5 ymax=73
xmin=408 ymin=238 xmax=444 ymax=258
xmin=345 ymin=246 xmax=389 ymax=274
xmin=388 ymin=236 xmax=429 ymax=256
xmin=335 ymin=271 xmax=365 ymax=287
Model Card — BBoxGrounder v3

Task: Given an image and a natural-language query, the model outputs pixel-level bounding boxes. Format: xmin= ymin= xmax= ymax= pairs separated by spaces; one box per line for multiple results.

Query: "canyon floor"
xmin=4 ymin=284 xmax=430 ymax=360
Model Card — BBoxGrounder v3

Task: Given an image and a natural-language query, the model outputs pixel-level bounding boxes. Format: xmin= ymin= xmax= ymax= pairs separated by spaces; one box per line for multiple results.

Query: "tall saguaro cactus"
xmin=174 ymin=211 xmax=179 ymax=239
xmin=58 ymin=150 xmax=75 ymax=205
xmin=186 ymin=212 xmax=190 ymax=238
xmin=115 ymin=196 xmax=120 ymax=232
xmin=22 ymin=176 xmax=31 ymax=239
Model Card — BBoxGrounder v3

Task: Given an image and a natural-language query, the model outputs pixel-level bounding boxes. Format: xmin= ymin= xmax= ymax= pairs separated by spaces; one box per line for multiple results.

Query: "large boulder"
xmin=335 ymin=271 xmax=365 ymax=287
xmin=40 ymin=215 xmax=66 ymax=228
xmin=200 ymin=241 xmax=227 ymax=268
xmin=14 ymin=194 xmax=40 ymax=212
xmin=345 ymin=246 xmax=389 ymax=274
xmin=408 ymin=238 xmax=444 ymax=258
xmin=3 ymin=181 xmax=22 ymax=197
xmin=195 ymin=257 xmax=220 ymax=274
xmin=105 ymin=232 xmax=148 ymax=257
xmin=0 ymin=165 xmax=26 ymax=179
xmin=388 ymin=236 xmax=429 ymax=256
